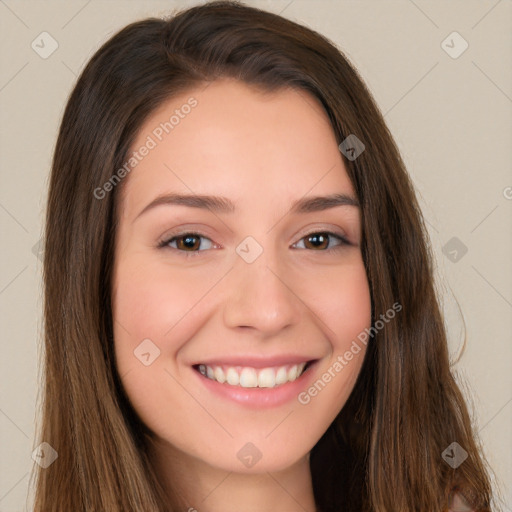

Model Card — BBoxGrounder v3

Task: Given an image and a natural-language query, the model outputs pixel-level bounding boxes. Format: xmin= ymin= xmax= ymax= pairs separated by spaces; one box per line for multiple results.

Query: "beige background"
xmin=0 ymin=1 xmax=510 ymax=510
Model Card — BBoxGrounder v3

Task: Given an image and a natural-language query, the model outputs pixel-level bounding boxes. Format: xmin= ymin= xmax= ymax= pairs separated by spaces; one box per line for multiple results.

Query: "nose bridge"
xmin=222 ymin=238 xmax=302 ymax=333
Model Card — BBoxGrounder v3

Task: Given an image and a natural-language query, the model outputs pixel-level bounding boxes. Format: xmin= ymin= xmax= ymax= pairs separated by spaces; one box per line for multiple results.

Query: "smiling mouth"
xmin=193 ymin=361 xmax=314 ymax=389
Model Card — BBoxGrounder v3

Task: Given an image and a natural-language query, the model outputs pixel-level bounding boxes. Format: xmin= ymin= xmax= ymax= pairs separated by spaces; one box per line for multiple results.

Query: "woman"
xmin=32 ymin=1 xmax=494 ymax=510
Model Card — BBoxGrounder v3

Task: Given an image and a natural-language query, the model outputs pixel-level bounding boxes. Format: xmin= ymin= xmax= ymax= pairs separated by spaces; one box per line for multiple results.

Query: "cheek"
xmin=301 ymin=257 xmax=372 ymax=346
xmin=295 ymin=260 xmax=371 ymax=416
xmin=328 ymin=263 xmax=372 ymax=380
xmin=113 ymin=263 xmax=163 ymax=361
xmin=332 ymin=267 xmax=371 ymax=346
xmin=113 ymin=263 xmax=170 ymax=337
xmin=111 ymin=257 xmax=204 ymax=440
xmin=110 ymin=250 xmax=372 ymax=473
xmin=112 ymin=256 xmax=206 ymax=358
xmin=113 ymin=253 xmax=371 ymax=389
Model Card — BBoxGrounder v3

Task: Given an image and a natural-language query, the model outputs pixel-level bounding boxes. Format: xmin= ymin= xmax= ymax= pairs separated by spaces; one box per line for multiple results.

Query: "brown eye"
xmin=293 ymin=231 xmax=349 ymax=251
xmin=161 ymin=233 xmax=214 ymax=253
xmin=176 ymin=234 xmax=201 ymax=251
xmin=304 ymin=233 xmax=329 ymax=250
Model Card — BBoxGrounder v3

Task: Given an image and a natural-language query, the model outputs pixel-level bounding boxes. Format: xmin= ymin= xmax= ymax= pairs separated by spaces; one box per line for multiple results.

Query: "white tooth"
xmin=258 ymin=368 xmax=276 ymax=388
xmin=275 ymin=366 xmax=288 ymax=385
xmin=239 ymin=367 xmax=258 ymax=388
xmin=213 ymin=366 xmax=226 ymax=383
xmin=297 ymin=362 xmax=307 ymax=376
xmin=226 ymin=367 xmax=240 ymax=386
xmin=198 ymin=364 xmax=206 ymax=376
xmin=206 ymin=366 xmax=214 ymax=379
xmin=287 ymin=365 xmax=299 ymax=382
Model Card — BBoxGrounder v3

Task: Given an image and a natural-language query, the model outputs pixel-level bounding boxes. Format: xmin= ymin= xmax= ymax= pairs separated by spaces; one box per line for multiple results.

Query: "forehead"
xmin=118 ymin=78 xmax=354 ymax=218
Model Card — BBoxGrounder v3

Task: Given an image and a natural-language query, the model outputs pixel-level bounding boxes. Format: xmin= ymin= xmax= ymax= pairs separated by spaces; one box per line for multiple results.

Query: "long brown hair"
xmin=32 ymin=1 xmax=496 ymax=510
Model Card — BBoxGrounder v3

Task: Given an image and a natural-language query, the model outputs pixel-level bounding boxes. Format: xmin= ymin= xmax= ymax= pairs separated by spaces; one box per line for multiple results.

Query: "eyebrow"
xmin=134 ymin=192 xmax=359 ymax=220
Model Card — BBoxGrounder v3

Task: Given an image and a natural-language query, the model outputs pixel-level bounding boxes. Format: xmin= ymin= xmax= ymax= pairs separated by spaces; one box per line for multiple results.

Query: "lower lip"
xmin=193 ymin=362 xmax=318 ymax=408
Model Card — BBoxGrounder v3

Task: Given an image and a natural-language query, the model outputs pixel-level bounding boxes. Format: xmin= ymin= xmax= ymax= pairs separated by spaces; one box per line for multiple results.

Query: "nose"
xmin=222 ymin=246 xmax=303 ymax=336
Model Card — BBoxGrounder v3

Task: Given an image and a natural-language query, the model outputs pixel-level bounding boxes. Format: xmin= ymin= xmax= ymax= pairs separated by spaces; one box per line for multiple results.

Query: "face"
xmin=112 ymin=78 xmax=371 ymax=475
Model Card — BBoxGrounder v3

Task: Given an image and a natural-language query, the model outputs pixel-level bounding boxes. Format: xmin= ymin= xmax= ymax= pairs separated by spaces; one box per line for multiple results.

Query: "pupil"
xmin=309 ymin=233 xmax=327 ymax=249
xmin=178 ymin=234 xmax=329 ymax=251
xmin=183 ymin=235 xmax=198 ymax=250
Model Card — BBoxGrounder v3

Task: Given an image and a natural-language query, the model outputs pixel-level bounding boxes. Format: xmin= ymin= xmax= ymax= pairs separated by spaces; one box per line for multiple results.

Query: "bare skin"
xmin=112 ymin=78 xmax=371 ymax=512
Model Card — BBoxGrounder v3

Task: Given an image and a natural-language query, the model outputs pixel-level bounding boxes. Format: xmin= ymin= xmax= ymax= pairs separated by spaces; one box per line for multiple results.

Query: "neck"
xmin=149 ymin=438 xmax=317 ymax=512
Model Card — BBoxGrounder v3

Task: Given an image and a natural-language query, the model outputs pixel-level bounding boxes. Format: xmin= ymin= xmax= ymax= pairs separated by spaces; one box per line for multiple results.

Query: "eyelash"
xmin=157 ymin=230 xmax=351 ymax=257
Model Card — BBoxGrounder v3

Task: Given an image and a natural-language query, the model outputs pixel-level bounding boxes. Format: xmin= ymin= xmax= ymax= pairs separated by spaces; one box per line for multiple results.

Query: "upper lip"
xmin=192 ymin=355 xmax=318 ymax=369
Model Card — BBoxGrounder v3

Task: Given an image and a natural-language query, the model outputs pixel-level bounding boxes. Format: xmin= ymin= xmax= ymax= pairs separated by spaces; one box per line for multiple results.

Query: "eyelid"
xmin=295 ymin=226 xmax=351 ymax=245
xmin=158 ymin=227 xmax=352 ymax=255
xmin=157 ymin=230 xmax=216 ymax=251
